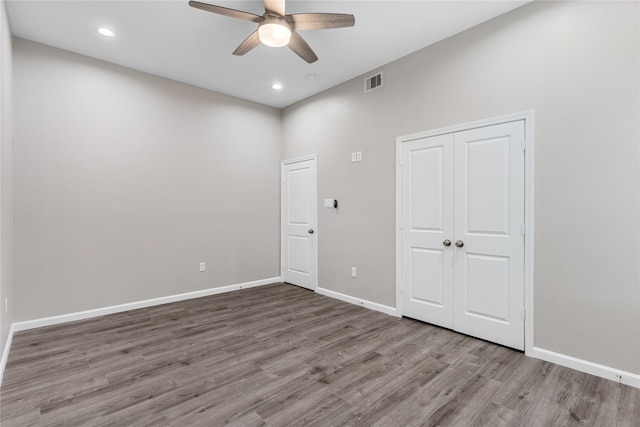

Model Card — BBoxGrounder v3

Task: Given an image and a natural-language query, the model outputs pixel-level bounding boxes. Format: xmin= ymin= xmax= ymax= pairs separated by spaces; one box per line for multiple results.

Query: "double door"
xmin=400 ymin=121 xmax=525 ymax=350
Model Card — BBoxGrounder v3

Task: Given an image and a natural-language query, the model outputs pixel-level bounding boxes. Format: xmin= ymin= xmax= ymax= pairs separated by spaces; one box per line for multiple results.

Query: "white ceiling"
xmin=7 ymin=0 xmax=530 ymax=108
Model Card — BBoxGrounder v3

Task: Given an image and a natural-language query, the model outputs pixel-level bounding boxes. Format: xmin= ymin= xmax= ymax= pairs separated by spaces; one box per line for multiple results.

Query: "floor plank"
xmin=1 ymin=283 xmax=638 ymax=426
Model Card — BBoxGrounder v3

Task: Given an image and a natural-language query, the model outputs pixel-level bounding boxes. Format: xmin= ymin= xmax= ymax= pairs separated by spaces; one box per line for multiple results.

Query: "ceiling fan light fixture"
xmin=258 ymin=18 xmax=291 ymax=48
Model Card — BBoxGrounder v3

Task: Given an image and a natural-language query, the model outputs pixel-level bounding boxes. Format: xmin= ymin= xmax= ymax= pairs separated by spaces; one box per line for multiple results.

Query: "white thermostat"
xmin=324 ymin=199 xmax=338 ymax=208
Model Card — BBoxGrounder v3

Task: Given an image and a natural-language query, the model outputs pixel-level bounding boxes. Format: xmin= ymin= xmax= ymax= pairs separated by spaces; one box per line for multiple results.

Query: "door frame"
xmin=396 ymin=111 xmax=535 ymax=354
xmin=281 ymin=154 xmax=318 ymax=290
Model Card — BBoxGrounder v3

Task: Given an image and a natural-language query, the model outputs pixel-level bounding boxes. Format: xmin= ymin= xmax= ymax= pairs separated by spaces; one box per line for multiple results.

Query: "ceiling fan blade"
xmin=264 ymin=0 xmax=285 ymax=16
xmin=288 ymin=31 xmax=318 ymax=63
xmin=233 ymin=31 xmax=261 ymax=56
xmin=287 ymin=13 xmax=355 ymax=31
xmin=189 ymin=1 xmax=262 ymax=23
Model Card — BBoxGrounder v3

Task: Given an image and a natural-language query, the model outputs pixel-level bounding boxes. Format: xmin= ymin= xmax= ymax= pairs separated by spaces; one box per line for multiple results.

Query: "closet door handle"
xmin=443 ymin=239 xmax=452 ymax=247
xmin=455 ymin=240 xmax=464 ymax=248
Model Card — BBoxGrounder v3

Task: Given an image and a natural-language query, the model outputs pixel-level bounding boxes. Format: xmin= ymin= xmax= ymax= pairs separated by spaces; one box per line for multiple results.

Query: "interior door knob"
xmin=443 ymin=239 xmax=451 ymax=247
xmin=308 ymin=229 xmax=314 ymax=234
xmin=455 ymin=240 xmax=464 ymax=248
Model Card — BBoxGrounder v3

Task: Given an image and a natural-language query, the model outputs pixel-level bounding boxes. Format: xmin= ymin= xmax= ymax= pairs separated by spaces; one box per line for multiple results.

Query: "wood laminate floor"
xmin=1 ymin=283 xmax=638 ymax=426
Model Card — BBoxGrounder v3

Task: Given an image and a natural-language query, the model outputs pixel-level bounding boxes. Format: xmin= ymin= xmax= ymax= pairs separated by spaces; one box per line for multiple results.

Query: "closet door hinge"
xmin=522 ymin=309 xmax=527 ymax=321
xmin=521 ymin=224 xmax=527 ymax=236
xmin=522 ymin=138 xmax=526 ymax=151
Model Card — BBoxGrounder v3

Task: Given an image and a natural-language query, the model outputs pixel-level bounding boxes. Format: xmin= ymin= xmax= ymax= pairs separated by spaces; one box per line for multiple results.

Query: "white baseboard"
xmin=315 ymin=286 xmax=400 ymax=318
xmin=0 ymin=323 xmax=15 ymax=386
xmin=12 ymin=277 xmax=280 ymax=333
xmin=528 ymin=346 xmax=640 ymax=389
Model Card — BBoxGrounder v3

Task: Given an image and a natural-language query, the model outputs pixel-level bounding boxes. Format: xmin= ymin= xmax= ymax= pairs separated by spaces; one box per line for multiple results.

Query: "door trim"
xmin=396 ymin=111 xmax=535 ymax=354
xmin=281 ymin=154 xmax=318 ymax=290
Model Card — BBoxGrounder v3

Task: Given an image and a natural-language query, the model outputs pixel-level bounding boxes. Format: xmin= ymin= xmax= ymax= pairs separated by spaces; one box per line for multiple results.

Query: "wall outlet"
xmin=351 ymin=152 xmax=357 ymax=163
xmin=356 ymin=151 xmax=363 ymax=162
xmin=199 ymin=262 xmax=206 ymax=272
xmin=351 ymin=267 xmax=357 ymax=278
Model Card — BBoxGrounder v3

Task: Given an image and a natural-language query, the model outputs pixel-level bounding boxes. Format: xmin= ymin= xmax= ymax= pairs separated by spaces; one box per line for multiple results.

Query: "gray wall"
xmin=13 ymin=39 xmax=282 ymax=321
xmin=0 ymin=0 xmax=13 ymax=356
xmin=282 ymin=1 xmax=639 ymax=374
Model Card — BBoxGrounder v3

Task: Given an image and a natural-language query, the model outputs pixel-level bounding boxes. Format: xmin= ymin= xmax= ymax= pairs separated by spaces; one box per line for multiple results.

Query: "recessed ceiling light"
xmin=272 ymin=83 xmax=283 ymax=90
xmin=307 ymin=74 xmax=317 ymax=81
xmin=98 ymin=28 xmax=115 ymax=37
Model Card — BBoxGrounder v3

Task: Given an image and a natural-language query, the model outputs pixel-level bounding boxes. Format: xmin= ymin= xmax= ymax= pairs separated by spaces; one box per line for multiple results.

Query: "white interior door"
xmin=281 ymin=156 xmax=317 ymax=290
xmin=453 ymin=121 xmax=525 ymax=350
xmin=400 ymin=120 xmax=525 ymax=350
xmin=401 ymin=133 xmax=454 ymax=329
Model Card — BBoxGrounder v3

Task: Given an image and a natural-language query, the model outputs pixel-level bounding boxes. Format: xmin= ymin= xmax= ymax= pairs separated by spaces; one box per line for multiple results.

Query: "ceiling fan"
xmin=188 ymin=0 xmax=355 ymax=63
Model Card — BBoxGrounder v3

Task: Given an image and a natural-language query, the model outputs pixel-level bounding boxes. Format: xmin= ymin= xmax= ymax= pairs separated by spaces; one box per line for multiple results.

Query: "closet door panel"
xmin=453 ymin=121 xmax=525 ymax=350
xmin=401 ymin=134 xmax=454 ymax=329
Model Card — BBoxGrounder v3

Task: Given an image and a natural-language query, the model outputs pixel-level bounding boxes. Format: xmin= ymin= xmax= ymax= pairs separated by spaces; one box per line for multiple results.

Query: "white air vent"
xmin=364 ymin=72 xmax=383 ymax=93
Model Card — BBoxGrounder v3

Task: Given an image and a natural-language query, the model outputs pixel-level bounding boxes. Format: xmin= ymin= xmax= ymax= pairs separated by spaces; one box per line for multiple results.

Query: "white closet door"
xmin=401 ymin=133 xmax=454 ymax=329
xmin=400 ymin=120 xmax=526 ymax=350
xmin=453 ymin=121 xmax=525 ymax=350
